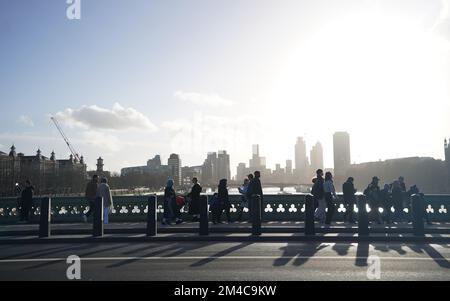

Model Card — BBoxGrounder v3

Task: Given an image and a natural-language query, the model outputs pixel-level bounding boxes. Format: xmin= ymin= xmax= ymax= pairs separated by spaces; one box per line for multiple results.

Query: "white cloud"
xmin=18 ymin=115 xmax=34 ymax=127
xmin=76 ymin=130 xmax=122 ymax=153
xmin=54 ymin=103 xmax=158 ymax=132
xmin=174 ymin=91 xmax=234 ymax=107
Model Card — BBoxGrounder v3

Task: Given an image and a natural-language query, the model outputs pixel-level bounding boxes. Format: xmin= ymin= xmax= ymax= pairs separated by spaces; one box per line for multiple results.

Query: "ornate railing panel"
xmin=0 ymin=194 xmax=449 ymax=224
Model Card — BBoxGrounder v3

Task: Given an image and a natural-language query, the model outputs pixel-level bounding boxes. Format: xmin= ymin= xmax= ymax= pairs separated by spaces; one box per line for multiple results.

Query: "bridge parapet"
xmin=0 ymin=194 xmax=449 ymax=224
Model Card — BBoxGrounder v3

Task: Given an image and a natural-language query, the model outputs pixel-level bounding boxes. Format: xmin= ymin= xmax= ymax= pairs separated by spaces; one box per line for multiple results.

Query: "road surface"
xmin=0 ymin=242 xmax=449 ymax=281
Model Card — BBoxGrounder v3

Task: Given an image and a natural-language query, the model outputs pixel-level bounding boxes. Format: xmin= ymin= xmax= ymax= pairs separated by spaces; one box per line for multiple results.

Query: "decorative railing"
xmin=0 ymin=194 xmax=449 ymax=224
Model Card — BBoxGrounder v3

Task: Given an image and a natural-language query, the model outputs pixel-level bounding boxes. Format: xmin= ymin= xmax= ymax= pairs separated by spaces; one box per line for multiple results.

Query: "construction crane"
xmin=50 ymin=116 xmax=81 ymax=162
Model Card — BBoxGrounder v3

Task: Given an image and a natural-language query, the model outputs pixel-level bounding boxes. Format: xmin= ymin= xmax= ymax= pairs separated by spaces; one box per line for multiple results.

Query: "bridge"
xmin=0 ymin=194 xmax=449 ymax=281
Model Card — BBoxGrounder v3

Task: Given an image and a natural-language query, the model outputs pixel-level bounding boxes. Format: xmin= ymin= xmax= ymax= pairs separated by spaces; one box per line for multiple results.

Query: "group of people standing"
xmin=311 ymin=169 xmax=426 ymax=225
xmin=83 ymin=174 xmax=114 ymax=224
xmin=161 ymin=171 xmax=264 ymax=226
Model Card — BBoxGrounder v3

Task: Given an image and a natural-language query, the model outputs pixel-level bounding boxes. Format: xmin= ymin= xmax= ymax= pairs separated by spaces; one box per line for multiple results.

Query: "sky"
xmin=0 ymin=0 xmax=449 ymax=175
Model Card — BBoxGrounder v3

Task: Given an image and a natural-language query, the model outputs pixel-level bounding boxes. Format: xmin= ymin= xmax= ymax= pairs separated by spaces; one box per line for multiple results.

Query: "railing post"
xmin=411 ymin=194 xmax=425 ymax=236
xmin=39 ymin=197 xmax=51 ymax=238
xmin=93 ymin=196 xmax=104 ymax=237
xmin=199 ymin=195 xmax=209 ymax=236
xmin=305 ymin=194 xmax=315 ymax=236
xmin=251 ymin=195 xmax=262 ymax=236
xmin=358 ymin=195 xmax=369 ymax=236
xmin=146 ymin=195 xmax=157 ymax=237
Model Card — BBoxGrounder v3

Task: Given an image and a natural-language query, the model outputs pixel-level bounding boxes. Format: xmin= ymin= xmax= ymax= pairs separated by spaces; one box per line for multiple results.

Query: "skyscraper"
xmin=295 ymin=137 xmax=308 ymax=182
xmin=285 ymin=160 xmax=293 ymax=175
xmin=168 ymin=153 xmax=182 ymax=186
xmin=310 ymin=142 xmax=324 ymax=175
xmin=201 ymin=152 xmax=217 ymax=185
xmin=333 ymin=132 xmax=351 ymax=184
xmin=249 ymin=144 xmax=266 ymax=169
xmin=217 ymin=150 xmax=231 ymax=181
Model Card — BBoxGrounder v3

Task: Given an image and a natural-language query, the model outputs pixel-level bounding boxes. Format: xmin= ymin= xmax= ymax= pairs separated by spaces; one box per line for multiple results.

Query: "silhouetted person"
xmin=379 ymin=184 xmax=392 ymax=224
xmin=391 ymin=180 xmax=404 ymax=222
xmin=162 ymin=179 xmax=182 ymax=225
xmin=237 ymin=178 xmax=250 ymax=221
xmin=83 ymin=175 xmax=99 ymax=223
xmin=364 ymin=177 xmax=382 ymax=224
xmin=218 ymin=179 xmax=231 ymax=223
xmin=19 ymin=180 xmax=33 ymax=223
xmin=312 ymin=169 xmax=325 ymax=223
xmin=399 ymin=176 xmax=407 ymax=192
xmin=209 ymin=193 xmax=221 ymax=224
xmin=342 ymin=177 xmax=357 ymax=224
xmin=407 ymin=185 xmax=432 ymax=225
xmin=245 ymin=173 xmax=254 ymax=212
xmin=97 ymin=177 xmax=113 ymax=224
xmin=246 ymin=171 xmax=263 ymax=221
xmin=324 ymin=172 xmax=337 ymax=225
xmin=187 ymin=177 xmax=202 ymax=222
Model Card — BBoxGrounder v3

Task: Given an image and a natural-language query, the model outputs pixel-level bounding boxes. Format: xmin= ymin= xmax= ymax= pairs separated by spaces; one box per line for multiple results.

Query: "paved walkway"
xmin=0 ymin=241 xmax=449 ymax=280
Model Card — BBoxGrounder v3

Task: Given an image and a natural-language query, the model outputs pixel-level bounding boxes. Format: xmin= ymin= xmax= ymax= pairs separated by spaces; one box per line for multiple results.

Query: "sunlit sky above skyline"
xmin=1 ymin=0 xmax=449 ymax=175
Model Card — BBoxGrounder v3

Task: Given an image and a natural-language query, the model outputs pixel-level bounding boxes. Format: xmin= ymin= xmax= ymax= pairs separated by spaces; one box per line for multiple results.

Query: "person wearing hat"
xmin=342 ymin=177 xmax=357 ymax=224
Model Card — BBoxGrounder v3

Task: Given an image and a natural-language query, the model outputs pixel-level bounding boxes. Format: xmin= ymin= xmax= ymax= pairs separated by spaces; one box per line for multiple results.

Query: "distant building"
xmin=249 ymin=144 xmax=266 ymax=169
xmin=310 ymin=142 xmax=324 ymax=177
xmin=168 ymin=154 xmax=182 ymax=186
xmin=217 ymin=150 xmax=231 ymax=181
xmin=181 ymin=166 xmax=202 ymax=187
xmin=294 ymin=137 xmax=309 ymax=182
xmin=285 ymin=160 xmax=293 ymax=177
xmin=202 ymin=152 xmax=218 ymax=185
xmin=0 ymin=145 xmax=87 ymax=196
xmin=121 ymin=155 xmax=170 ymax=176
xmin=236 ymin=163 xmax=247 ymax=183
xmin=333 ymin=132 xmax=351 ymax=185
xmin=201 ymin=150 xmax=231 ymax=185
xmin=346 ymin=157 xmax=447 ymax=194
xmin=87 ymin=157 xmax=111 ymax=179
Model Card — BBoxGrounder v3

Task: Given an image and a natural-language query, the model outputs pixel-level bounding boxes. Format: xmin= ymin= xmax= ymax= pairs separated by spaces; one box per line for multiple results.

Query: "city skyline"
xmin=2 ymin=133 xmax=450 ymax=178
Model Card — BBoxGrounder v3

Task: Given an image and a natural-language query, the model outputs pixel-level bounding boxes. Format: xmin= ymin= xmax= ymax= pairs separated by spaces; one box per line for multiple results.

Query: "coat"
xmin=85 ymin=181 xmax=98 ymax=200
xmin=188 ymin=183 xmax=202 ymax=214
xmin=97 ymin=183 xmax=113 ymax=208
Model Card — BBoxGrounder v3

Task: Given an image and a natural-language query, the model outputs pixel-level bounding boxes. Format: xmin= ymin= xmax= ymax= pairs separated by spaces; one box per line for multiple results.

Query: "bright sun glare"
xmin=261 ymin=8 xmax=450 ymax=163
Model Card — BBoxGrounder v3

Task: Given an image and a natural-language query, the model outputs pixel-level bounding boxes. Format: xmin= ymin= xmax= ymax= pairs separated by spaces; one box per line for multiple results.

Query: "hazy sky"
xmin=1 ymin=0 xmax=449 ymax=175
